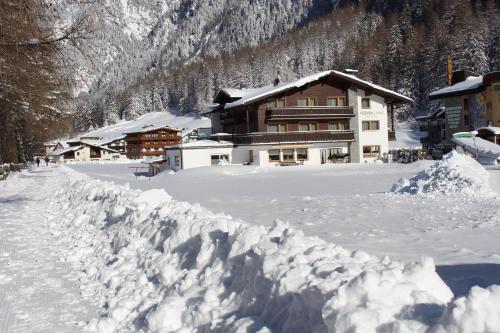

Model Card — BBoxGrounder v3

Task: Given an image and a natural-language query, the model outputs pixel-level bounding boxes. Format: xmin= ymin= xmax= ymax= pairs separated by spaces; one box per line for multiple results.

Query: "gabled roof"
xmin=50 ymin=145 xmax=83 ymax=156
xmin=429 ymin=76 xmax=484 ymax=100
xmin=415 ymin=107 xmax=445 ymax=121
xmin=205 ymin=70 xmax=413 ymax=113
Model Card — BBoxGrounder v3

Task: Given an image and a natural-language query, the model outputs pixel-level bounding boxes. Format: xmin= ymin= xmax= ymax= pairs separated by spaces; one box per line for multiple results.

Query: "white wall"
xmin=349 ymin=89 xmax=389 ymax=163
xmin=237 ymin=143 xmax=349 ymax=166
xmin=75 ymin=147 xmax=91 ymax=161
xmin=165 ymin=147 xmax=233 ymax=171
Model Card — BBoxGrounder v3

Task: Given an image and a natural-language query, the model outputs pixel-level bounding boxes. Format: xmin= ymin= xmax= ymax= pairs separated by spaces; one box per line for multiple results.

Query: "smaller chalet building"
xmin=50 ymin=141 xmax=122 ymax=163
xmin=419 ymin=70 xmax=500 ymax=150
xmin=125 ymin=127 xmax=182 ymax=160
xmin=165 ymin=70 xmax=412 ymax=170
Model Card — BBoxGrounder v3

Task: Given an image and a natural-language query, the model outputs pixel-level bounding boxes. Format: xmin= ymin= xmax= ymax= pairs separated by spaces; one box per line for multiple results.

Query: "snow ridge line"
xmin=47 ymin=167 xmax=499 ymax=333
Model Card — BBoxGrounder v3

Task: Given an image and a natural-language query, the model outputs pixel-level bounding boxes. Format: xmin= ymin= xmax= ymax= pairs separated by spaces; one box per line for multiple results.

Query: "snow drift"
xmin=46 ymin=166 xmax=500 ymax=333
xmin=391 ymin=151 xmax=493 ymax=196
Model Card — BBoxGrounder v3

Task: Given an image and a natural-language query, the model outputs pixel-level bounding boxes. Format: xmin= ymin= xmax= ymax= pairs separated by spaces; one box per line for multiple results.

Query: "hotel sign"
xmin=360 ymin=110 xmax=385 ymax=117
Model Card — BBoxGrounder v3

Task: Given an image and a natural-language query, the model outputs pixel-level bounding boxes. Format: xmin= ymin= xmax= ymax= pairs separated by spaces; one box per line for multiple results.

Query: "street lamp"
xmin=470 ymin=130 xmax=479 ymax=160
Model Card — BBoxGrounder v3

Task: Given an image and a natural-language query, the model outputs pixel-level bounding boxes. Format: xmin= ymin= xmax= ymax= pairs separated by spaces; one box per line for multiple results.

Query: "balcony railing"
xmin=266 ymin=107 xmax=354 ymax=120
xmin=227 ymin=130 xmax=355 ymax=145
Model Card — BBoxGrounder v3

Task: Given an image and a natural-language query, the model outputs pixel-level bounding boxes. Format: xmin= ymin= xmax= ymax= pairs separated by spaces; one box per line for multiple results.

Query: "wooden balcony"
xmin=228 ymin=130 xmax=355 ymax=145
xmin=266 ymin=107 xmax=354 ymax=120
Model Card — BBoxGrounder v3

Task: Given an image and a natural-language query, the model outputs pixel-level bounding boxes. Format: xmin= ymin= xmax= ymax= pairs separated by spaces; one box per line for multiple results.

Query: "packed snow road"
xmin=0 ymin=167 xmax=97 ymax=333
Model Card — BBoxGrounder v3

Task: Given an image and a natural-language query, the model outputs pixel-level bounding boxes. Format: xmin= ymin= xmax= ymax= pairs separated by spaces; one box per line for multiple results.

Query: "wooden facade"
xmin=210 ymin=74 xmax=401 ymax=145
xmin=216 ymin=78 xmax=356 ymax=144
xmin=125 ymin=128 xmax=181 ymax=159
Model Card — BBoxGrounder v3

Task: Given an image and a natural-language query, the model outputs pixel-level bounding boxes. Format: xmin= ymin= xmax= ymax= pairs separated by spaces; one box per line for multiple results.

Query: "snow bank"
xmin=432 ymin=285 xmax=500 ymax=333
xmin=46 ymin=167 xmax=499 ymax=333
xmin=391 ymin=151 xmax=493 ymax=196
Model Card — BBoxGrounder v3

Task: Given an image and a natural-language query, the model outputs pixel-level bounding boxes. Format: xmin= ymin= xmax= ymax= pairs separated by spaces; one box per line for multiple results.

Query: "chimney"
xmin=343 ymin=69 xmax=359 ymax=75
xmin=274 ymin=68 xmax=281 ymax=86
xmin=451 ymin=69 xmax=480 ymax=85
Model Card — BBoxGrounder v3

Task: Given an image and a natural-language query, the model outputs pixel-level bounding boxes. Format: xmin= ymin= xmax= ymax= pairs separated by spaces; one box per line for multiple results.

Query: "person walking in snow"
xmin=44 ymin=156 xmax=49 ymax=166
xmin=35 ymin=157 xmax=40 ymax=167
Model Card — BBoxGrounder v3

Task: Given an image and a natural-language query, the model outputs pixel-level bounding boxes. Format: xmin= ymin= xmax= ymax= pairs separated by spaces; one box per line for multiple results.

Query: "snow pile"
xmin=391 ymin=151 xmax=492 ymax=196
xmin=45 ymin=167 xmax=500 ymax=333
xmin=433 ymin=285 xmax=500 ymax=333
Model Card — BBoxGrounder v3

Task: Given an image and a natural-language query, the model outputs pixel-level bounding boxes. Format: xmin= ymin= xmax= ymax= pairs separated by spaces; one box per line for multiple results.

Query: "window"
xmin=267 ymin=98 xmax=286 ymax=108
xmin=464 ymin=114 xmax=470 ymax=126
xmin=299 ymin=123 xmax=317 ymax=132
xmin=363 ymin=145 xmax=381 ymax=157
xmin=361 ymin=98 xmax=371 ymax=109
xmin=362 ymin=121 xmax=380 ymax=131
xmin=269 ymin=149 xmax=280 ymax=162
xmin=463 ymin=98 xmax=469 ymax=111
xmin=327 ymin=97 xmax=346 ymax=107
xmin=170 ymin=141 xmax=175 ymax=144
xmin=328 ymin=120 xmax=349 ymax=131
xmin=282 ymin=149 xmax=294 ymax=162
xmin=297 ymin=98 xmax=308 ymax=107
xmin=211 ymin=154 xmax=230 ymax=166
xmin=161 ymin=130 xmax=167 ymax=135
xmin=268 ymin=123 xmax=287 ymax=133
xmin=175 ymin=155 xmax=180 ymax=166
xmin=268 ymin=124 xmax=278 ymax=133
xmin=296 ymin=148 xmax=308 ymax=160
xmin=297 ymin=97 xmax=316 ymax=107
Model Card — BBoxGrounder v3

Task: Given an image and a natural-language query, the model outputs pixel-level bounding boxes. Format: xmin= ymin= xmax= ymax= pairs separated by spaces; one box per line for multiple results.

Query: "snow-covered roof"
xmin=165 ymin=139 xmax=234 ymax=149
xmin=477 ymin=126 xmax=500 ymax=135
xmin=55 ymin=141 xmax=70 ymax=149
xmin=78 ymin=112 xmax=211 ymax=142
xmin=429 ymin=76 xmax=484 ymax=99
xmin=453 ymin=136 xmax=500 ymax=163
xmin=205 ymin=70 xmax=412 ymax=113
xmin=415 ymin=107 xmax=446 ymax=121
xmin=51 ymin=146 xmax=83 ymax=156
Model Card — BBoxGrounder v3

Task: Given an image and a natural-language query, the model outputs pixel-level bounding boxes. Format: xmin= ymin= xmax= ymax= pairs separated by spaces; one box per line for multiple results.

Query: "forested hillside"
xmin=72 ymin=0 xmax=499 ymax=132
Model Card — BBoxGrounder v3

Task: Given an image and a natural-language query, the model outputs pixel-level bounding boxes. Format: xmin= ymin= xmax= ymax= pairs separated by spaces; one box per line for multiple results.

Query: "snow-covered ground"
xmin=389 ymin=121 xmax=422 ymax=149
xmin=69 ymin=158 xmax=500 ymax=268
xmin=0 ymin=168 xmax=98 ymax=332
xmin=1 ymin=154 xmax=500 ymax=332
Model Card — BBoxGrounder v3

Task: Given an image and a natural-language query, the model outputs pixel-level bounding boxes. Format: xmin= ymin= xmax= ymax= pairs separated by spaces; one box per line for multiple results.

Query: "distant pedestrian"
xmin=35 ymin=157 xmax=40 ymax=167
xmin=44 ymin=156 xmax=49 ymax=166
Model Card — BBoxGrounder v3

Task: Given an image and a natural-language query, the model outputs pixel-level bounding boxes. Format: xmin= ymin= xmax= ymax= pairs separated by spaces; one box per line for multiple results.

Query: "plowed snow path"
xmin=0 ymin=168 xmax=97 ymax=333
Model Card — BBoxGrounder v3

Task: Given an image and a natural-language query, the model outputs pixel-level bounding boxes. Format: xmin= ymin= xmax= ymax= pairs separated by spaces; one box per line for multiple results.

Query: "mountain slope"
xmin=72 ymin=0 xmax=500 ymax=132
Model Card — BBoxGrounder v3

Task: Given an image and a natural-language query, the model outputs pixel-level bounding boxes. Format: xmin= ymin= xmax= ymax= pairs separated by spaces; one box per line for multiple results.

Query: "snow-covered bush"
xmin=391 ymin=151 xmax=493 ymax=196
